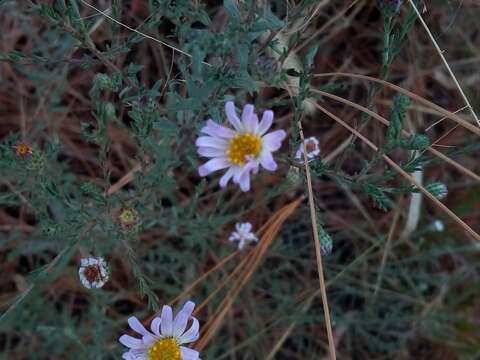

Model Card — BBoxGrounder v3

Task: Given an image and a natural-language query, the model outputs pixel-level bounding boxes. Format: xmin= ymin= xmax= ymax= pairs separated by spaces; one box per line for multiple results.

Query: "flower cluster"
xmin=120 ymin=301 xmax=201 ymax=360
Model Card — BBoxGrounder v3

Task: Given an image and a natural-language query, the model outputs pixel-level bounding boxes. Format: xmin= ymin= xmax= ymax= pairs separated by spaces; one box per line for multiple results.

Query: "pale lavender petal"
xmin=219 ymin=167 xmax=236 ymax=188
xmin=119 ymin=335 xmax=144 ymax=349
xmin=225 ymin=101 xmax=243 ymax=131
xmin=173 ymin=301 xmax=195 ymax=338
xmin=238 ymin=171 xmax=251 ymax=192
xmin=150 ymin=317 xmax=161 ymax=336
xmin=233 ymin=162 xmax=255 ymax=183
xmin=128 ymin=317 xmax=149 ymax=336
xmin=142 ymin=333 xmax=157 ymax=345
xmin=178 ymin=317 xmax=200 ymax=344
xmin=180 ymin=347 xmax=201 ymax=360
xmin=259 ymin=151 xmax=278 ymax=171
xmin=123 ymin=349 xmax=148 ymax=360
xmin=160 ymin=305 xmax=174 ymax=336
xmin=262 ymin=130 xmax=286 ymax=151
xmin=201 ymin=120 xmax=235 ymax=139
xmin=241 ymin=104 xmax=256 ymax=132
xmin=198 ymin=158 xmax=230 ymax=177
xmin=257 ymin=110 xmax=273 ymax=135
xmin=196 ymin=136 xmax=229 ymax=150
xmin=197 ymin=146 xmax=226 ymax=158
xmin=295 ymin=147 xmax=303 ymax=160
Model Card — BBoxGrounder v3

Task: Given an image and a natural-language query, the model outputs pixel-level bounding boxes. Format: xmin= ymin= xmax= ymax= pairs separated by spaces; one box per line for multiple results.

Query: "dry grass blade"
xmin=406 ymin=0 xmax=480 ymax=126
xmin=309 ymin=100 xmax=480 ymax=242
xmin=310 ymin=86 xmax=480 ymax=182
xmin=195 ymin=196 xmax=304 ymax=352
xmin=297 ymin=120 xmax=337 ymax=360
xmin=314 ymin=73 xmax=480 ymax=136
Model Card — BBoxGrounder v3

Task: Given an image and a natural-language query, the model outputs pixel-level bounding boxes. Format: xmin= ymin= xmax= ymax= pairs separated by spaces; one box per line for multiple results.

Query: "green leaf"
xmin=224 ymin=0 xmax=240 ymax=20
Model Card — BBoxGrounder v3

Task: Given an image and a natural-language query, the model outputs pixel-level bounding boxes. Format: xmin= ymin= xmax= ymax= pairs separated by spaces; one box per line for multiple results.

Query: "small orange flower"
xmin=14 ymin=142 xmax=33 ymax=157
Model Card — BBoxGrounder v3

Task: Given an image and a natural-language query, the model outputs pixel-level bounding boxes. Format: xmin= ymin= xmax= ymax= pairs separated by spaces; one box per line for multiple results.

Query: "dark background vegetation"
xmin=1 ymin=0 xmax=479 ymax=359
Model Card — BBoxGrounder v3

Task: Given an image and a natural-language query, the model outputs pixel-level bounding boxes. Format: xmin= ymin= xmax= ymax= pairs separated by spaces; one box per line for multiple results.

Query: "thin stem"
xmin=406 ymin=0 xmax=480 ymax=127
xmin=297 ymin=120 xmax=337 ymax=360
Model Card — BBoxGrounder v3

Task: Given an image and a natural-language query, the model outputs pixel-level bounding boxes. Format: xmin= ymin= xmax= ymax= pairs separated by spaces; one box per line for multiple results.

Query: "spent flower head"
xmin=78 ymin=257 xmax=109 ymax=289
xmin=119 ymin=301 xmax=200 ymax=360
xmin=295 ymin=136 xmax=320 ymax=162
xmin=14 ymin=142 xmax=33 ymax=157
xmin=229 ymin=222 xmax=258 ymax=250
xmin=196 ymin=101 xmax=286 ymax=192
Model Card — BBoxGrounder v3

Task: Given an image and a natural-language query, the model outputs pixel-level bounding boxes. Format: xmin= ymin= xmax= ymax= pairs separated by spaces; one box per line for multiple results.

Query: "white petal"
xmin=238 ymin=238 xmax=246 ymax=249
xmin=201 ymin=120 xmax=235 ymax=139
xmin=219 ymin=167 xmax=236 ymax=188
xmin=160 ymin=305 xmax=174 ymax=336
xmin=241 ymin=104 xmax=256 ymax=133
xmin=197 ymin=146 xmax=226 ymax=158
xmin=262 ymin=130 xmax=286 ymax=151
xmin=150 ymin=317 xmax=161 ymax=336
xmin=259 ymin=151 xmax=278 ymax=171
xmin=225 ymin=101 xmax=243 ymax=131
xmin=233 ymin=162 xmax=255 ymax=183
xmin=123 ymin=349 xmax=148 ymax=360
xmin=195 ymin=136 xmax=229 ymax=149
xmin=142 ymin=333 xmax=157 ymax=345
xmin=180 ymin=346 xmax=201 ymax=360
xmin=173 ymin=301 xmax=195 ymax=338
xmin=198 ymin=158 xmax=230 ymax=177
xmin=295 ymin=147 xmax=303 ymax=160
xmin=128 ymin=317 xmax=149 ymax=336
xmin=238 ymin=172 xmax=251 ymax=192
xmin=257 ymin=110 xmax=273 ymax=135
xmin=119 ymin=335 xmax=144 ymax=349
xmin=179 ymin=317 xmax=200 ymax=344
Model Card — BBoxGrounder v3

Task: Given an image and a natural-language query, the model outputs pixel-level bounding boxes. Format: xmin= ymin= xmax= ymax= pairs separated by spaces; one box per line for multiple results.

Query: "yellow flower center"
xmin=226 ymin=133 xmax=262 ymax=165
xmin=148 ymin=337 xmax=181 ymax=360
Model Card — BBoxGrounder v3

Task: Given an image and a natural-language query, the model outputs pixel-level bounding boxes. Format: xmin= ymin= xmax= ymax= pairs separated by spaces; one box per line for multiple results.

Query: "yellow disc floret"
xmin=148 ymin=337 xmax=181 ymax=360
xmin=226 ymin=133 xmax=262 ymax=165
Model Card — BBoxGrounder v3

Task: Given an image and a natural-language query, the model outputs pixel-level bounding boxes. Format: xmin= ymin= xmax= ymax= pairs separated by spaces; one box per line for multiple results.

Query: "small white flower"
xmin=432 ymin=220 xmax=445 ymax=232
xmin=78 ymin=257 xmax=109 ymax=289
xmin=196 ymin=101 xmax=286 ymax=192
xmin=229 ymin=222 xmax=258 ymax=250
xmin=295 ymin=136 xmax=320 ymax=162
xmin=119 ymin=301 xmax=200 ymax=360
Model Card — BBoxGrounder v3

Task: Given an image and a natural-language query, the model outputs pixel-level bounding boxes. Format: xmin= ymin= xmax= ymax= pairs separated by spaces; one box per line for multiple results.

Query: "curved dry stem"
xmin=406 ymin=0 xmax=480 ymax=126
xmin=310 ymin=87 xmax=480 ymax=182
xmin=313 ymin=73 xmax=480 ymax=136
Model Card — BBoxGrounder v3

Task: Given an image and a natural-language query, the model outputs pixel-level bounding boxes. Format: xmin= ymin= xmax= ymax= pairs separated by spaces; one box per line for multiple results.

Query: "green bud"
xmin=425 ymin=182 xmax=448 ymax=200
xmin=397 ymin=134 xmax=429 ymax=150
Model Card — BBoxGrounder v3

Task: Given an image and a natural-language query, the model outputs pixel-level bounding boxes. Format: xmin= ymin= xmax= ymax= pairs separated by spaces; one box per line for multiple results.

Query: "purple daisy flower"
xmin=119 ymin=301 xmax=201 ymax=360
xmin=196 ymin=101 xmax=286 ymax=192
